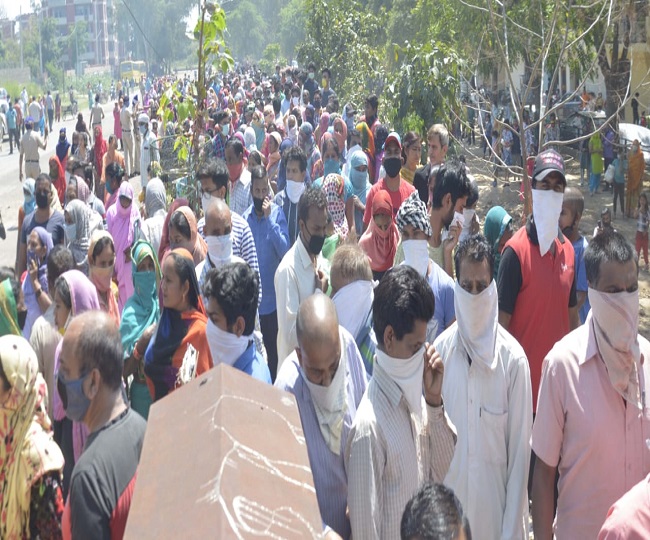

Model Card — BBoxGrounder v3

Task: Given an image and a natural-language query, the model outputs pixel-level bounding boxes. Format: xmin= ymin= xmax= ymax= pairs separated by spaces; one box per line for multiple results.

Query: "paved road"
xmin=0 ymin=99 xmax=143 ymax=271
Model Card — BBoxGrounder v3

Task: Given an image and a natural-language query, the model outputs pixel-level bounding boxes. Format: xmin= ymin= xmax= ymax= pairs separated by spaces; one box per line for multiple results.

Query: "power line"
xmin=119 ymin=0 xmax=167 ymax=66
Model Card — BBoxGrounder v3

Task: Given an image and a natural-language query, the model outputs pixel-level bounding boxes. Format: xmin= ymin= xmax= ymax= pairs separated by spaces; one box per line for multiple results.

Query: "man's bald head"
xmin=63 ymin=310 xmax=124 ymax=391
xmin=296 ymin=295 xmax=341 ymax=386
xmin=204 ymin=198 xmax=232 ymax=237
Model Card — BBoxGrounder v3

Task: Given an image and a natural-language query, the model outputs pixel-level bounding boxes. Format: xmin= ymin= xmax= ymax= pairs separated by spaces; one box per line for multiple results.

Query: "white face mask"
xmin=453 ymin=211 xmax=465 ymax=229
xmin=285 ymin=179 xmax=306 ymax=204
xmin=206 ymin=318 xmax=250 ymax=367
xmin=375 ymin=346 xmax=425 ymax=418
xmin=221 ymin=123 xmax=230 ymax=137
xmin=454 ymin=281 xmax=499 ymax=368
xmin=139 ymin=124 xmax=147 ymax=135
xmin=532 ymin=188 xmax=563 ymax=256
xmin=292 ymin=96 xmax=300 ymax=106
xmin=402 ymin=239 xmax=430 ymax=277
xmin=205 ymin=233 xmax=232 ymax=266
xmin=588 ymin=288 xmax=642 ymax=407
xmin=332 ymin=281 xmax=374 ymax=340
xmin=462 ymin=208 xmax=475 ymax=227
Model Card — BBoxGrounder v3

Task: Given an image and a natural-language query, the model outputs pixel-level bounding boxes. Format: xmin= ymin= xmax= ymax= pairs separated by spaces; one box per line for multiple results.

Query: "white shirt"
xmin=140 ymin=129 xmax=160 ymax=188
xmin=434 ymin=323 xmax=533 ymax=540
xmin=274 ymin=238 xmax=325 ymax=368
xmin=28 ymin=101 xmax=42 ymax=121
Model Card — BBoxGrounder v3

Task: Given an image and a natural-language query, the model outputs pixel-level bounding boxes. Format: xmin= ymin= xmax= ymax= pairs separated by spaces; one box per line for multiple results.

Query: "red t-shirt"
xmin=363 ymin=177 xmax=415 ymax=226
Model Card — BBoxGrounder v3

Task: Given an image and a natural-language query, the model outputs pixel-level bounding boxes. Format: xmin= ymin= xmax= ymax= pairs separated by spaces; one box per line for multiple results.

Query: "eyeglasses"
xmin=200 ymin=186 xmax=220 ymax=199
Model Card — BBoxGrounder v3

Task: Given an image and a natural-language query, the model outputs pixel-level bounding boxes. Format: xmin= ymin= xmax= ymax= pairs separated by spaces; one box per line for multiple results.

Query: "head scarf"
xmin=73 ymin=176 xmax=92 ymax=205
xmin=323 ymin=174 xmax=348 ymax=239
xmin=318 ymin=112 xmax=331 ymax=145
xmin=374 ymin=125 xmax=389 ymax=156
xmin=65 ymin=199 xmax=92 ymax=270
xmin=300 ymin=122 xmax=315 ymax=154
xmin=287 ymin=115 xmax=298 ymax=144
xmin=359 ymin=190 xmax=400 ymax=272
xmin=48 ymin=155 xmax=66 ymax=207
xmin=348 ymin=149 xmax=370 ymax=202
xmin=332 ymin=117 xmax=348 ymax=158
xmin=107 ymin=182 xmax=140 ymax=254
xmin=243 ymin=126 xmax=257 ymax=152
xmin=23 ymin=178 xmax=36 ymax=215
xmin=0 ymin=335 xmax=64 ymax=540
xmin=22 ymin=227 xmax=53 ymax=338
xmin=30 ymin=227 xmax=54 ymax=272
xmin=144 ymin=248 xmax=208 ymax=401
xmin=88 ymin=230 xmax=120 ymax=326
xmin=170 ymin=206 xmax=208 ymax=265
xmin=158 ymin=197 xmax=189 ymax=262
xmin=276 ymin=138 xmax=294 ymax=193
xmin=396 ymin=191 xmax=432 ymax=237
xmin=94 ymin=125 xmax=107 ymax=175
xmin=0 ymin=279 xmax=21 ymax=337
xmin=145 ymin=177 xmax=167 ymax=218
xmin=55 ymin=127 xmax=70 ymax=163
xmin=483 ymin=206 xmax=513 ymax=252
xmin=356 ymin=121 xmax=376 ymax=159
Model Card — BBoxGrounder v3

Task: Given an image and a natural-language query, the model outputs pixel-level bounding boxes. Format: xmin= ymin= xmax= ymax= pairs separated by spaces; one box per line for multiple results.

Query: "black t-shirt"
xmin=413 ymin=163 xmax=432 ymax=204
xmin=20 ymin=209 xmax=65 ymax=246
xmin=632 ymin=97 xmax=639 ymax=113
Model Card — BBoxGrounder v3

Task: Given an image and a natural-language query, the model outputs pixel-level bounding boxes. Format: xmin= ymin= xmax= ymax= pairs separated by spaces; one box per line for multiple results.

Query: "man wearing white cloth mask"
xmin=396 ymin=191 xmax=455 ymax=341
xmin=532 ymin=230 xmax=650 ymax=540
xmin=434 ymin=234 xmax=532 ymax=540
xmin=137 ymin=113 xmax=159 ymax=190
xmin=346 ymin=265 xmax=456 ymax=540
xmin=275 ymin=294 xmax=368 ymax=539
xmin=496 ymin=149 xmax=579 ymax=420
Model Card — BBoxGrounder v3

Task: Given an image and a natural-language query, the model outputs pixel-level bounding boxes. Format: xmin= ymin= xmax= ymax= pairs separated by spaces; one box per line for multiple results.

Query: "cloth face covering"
xmin=532 ymin=189 xmax=563 ymax=256
xmin=375 ymin=346 xmax=425 ymax=418
xmin=206 ymin=318 xmax=250 ymax=367
xmin=403 ymin=239 xmax=430 ymax=277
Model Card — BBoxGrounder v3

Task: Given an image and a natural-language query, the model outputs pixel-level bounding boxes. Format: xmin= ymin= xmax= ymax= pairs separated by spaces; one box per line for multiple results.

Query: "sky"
xmin=2 ymin=0 xmax=33 ymax=19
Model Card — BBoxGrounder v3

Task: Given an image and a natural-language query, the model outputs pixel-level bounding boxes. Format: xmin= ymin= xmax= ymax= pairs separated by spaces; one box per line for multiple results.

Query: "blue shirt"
xmin=274 ymin=190 xmax=301 ymax=246
xmin=573 ymin=236 xmax=591 ymax=323
xmin=234 ymin=341 xmax=272 ymax=383
xmin=426 ymin=260 xmax=456 ymax=339
xmin=274 ymin=327 xmax=368 ymax=539
xmin=243 ymin=202 xmax=290 ymax=315
xmin=6 ymin=107 xmax=16 ymax=130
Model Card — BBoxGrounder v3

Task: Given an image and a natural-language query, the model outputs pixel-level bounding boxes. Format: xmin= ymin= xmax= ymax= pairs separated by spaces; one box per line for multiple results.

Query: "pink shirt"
xmin=532 ymin=320 xmax=650 ymax=540
xmin=598 ymin=473 xmax=650 ymax=539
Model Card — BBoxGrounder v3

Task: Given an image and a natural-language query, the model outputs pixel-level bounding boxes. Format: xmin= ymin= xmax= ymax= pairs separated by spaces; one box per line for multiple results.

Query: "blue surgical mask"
xmin=133 ymin=270 xmax=158 ymax=301
xmin=323 ymin=158 xmax=340 ymax=177
xmin=221 ymin=123 xmax=230 ymax=137
xmin=56 ymin=369 xmax=92 ymax=422
xmin=349 ymin=167 xmax=368 ymax=189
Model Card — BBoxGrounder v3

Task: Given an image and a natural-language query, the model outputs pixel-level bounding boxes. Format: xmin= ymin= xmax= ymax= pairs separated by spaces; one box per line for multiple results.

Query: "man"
xmin=27 ymin=96 xmax=42 ymax=131
xmin=434 ymin=235 xmax=532 ymax=539
xmin=6 ymin=99 xmax=18 ymax=154
xmin=401 ymin=483 xmax=472 ymax=540
xmin=362 ymin=132 xmax=415 ymax=229
xmin=275 ymin=294 xmax=368 ymax=538
xmin=132 ymin=96 xmax=141 ymax=176
xmin=16 ymin=174 xmax=65 ymax=276
xmin=59 ymin=311 xmax=146 ymax=538
xmin=321 ymin=68 xmax=335 ymax=108
xmin=361 ymin=94 xmax=380 ymax=135
xmin=89 ymin=94 xmax=104 ymax=136
xmin=531 ymin=230 xmax=650 ymax=539
xmin=19 ymin=117 xmax=47 ymax=181
xmin=196 ymin=158 xmax=260 ymax=277
xmin=304 ymin=62 xmax=319 ymax=101
xmin=211 ymin=109 xmax=231 ymax=160
xmin=330 ymin=244 xmax=377 ymax=374
xmin=224 ymin=138 xmax=252 ymax=216
xmin=120 ymin=97 xmax=134 ymax=177
xmin=203 ymin=262 xmax=271 ymax=383
xmin=345 ymin=265 xmax=456 ymax=539
xmin=243 ymin=165 xmax=290 ymax=380
xmin=497 ymin=149 xmax=579 ymax=415
xmin=45 ymin=90 xmax=55 ymax=133
xmin=631 ymin=92 xmax=640 ymax=124
xmin=14 ymin=96 xmax=24 ymax=139
xmin=138 ymin=113 xmax=159 ymax=190
xmin=396 ymin=192 xmax=455 ymax=341
xmin=281 ymin=82 xmax=292 ymax=116
xmin=413 ymin=124 xmax=450 ymax=204
xmin=598 ymin=473 xmax=650 ymax=539
xmin=275 ymin=186 xmax=329 ymax=366
xmin=593 ymin=207 xmax=615 ymax=238
xmin=30 ymin=245 xmax=75 ymax=417
xmin=560 ymin=187 xmax=590 ymax=323
xmin=274 ymin=145 xmax=309 ymax=246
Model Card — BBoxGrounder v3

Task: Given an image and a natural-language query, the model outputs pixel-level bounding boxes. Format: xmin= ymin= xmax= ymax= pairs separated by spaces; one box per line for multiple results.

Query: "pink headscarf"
xmin=318 ymin=112 xmax=330 ymax=145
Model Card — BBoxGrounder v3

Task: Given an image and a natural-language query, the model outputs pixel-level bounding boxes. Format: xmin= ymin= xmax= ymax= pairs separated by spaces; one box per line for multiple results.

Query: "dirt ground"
xmin=460 ymin=143 xmax=650 ymax=340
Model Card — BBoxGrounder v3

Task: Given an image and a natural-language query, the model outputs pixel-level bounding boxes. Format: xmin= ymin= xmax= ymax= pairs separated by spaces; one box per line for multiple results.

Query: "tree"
xmin=223 ymin=0 xmax=267 ymax=62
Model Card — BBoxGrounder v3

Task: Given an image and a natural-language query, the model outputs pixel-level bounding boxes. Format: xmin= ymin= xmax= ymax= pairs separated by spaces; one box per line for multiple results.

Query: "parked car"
xmin=559 ymin=110 xmax=606 ymax=149
xmin=618 ymin=123 xmax=650 ymax=166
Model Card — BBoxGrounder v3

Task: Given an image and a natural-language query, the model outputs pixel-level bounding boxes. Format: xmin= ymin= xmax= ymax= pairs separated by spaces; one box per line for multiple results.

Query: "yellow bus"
xmin=120 ymin=60 xmax=147 ymax=81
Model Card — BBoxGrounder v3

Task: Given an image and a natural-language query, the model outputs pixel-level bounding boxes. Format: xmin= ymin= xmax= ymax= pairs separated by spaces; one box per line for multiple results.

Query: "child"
xmin=560 ymin=187 xmax=590 ymax=323
xmin=635 ymin=192 xmax=650 ymax=271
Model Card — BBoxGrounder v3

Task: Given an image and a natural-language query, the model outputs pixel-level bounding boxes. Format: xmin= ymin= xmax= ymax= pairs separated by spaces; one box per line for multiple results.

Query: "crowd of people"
xmin=1 ymin=63 xmax=649 ymax=540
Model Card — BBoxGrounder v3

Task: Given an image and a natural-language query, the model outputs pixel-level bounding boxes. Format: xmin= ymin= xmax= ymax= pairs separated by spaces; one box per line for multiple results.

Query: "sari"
xmin=88 ymin=230 xmax=121 ymax=327
xmin=106 ymin=183 xmax=141 ymax=311
xmin=0 ymin=278 xmax=21 ymax=337
xmin=22 ymin=227 xmax=53 ymax=340
xmin=120 ymin=240 xmax=161 ymax=419
xmin=157 ymin=198 xmax=188 ymax=262
xmin=144 ymin=248 xmax=212 ymax=401
xmin=165 ymin=206 xmax=207 ymax=266
xmin=0 ymin=335 xmax=64 ymax=540
xmin=65 ymin=199 xmax=92 ymax=273
xmin=49 ymin=155 xmax=66 ymax=207
xmin=359 ymin=190 xmax=399 ymax=274
xmin=93 ymin=125 xmax=108 ymax=177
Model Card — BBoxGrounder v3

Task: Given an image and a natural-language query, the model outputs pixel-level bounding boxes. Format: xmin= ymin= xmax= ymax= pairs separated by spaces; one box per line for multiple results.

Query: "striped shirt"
xmin=275 ymin=327 xmax=368 ymax=539
xmin=229 ymin=169 xmax=253 ymax=216
xmin=345 ymin=362 xmax=457 ymax=540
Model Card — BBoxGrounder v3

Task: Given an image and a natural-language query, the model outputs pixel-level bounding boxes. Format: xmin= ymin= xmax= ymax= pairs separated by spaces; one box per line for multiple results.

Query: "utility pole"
xmin=37 ymin=5 xmax=43 ymax=82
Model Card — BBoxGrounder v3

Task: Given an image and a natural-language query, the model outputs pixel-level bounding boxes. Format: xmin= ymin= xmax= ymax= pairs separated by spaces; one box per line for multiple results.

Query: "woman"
xmin=104 ymin=161 xmax=126 ymax=211
xmin=120 ymin=240 xmax=161 ymax=419
xmin=73 ymin=131 xmax=91 ymax=165
xmin=142 ymin=177 xmax=168 ymax=255
xmin=51 ymin=270 xmax=99 ymax=491
xmin=266 ymin=131 xmax=282 ymax=186
xmin=0 ymin=335 xmax=65 ymax=539
xmin=348 ymin=149 xmax=371 ymax=235
xmin=323 ymin=173 xmax=349 ymax=242
xmin=64 ymin=200 xmax=93 ymax=274
xmin=483 ymin=206 xmax=514 ymax=279
xmin=55 ymin=128 xmax=71 ymax=172
xmin=113 ymin=102 xmax=122 ymax=143
xmin=93 ymin=125 xmax=108 ymax=189
xmin=332 ymin=116 xmax=348 ymax=161
xmin=166 ymin=206 xmax=208 ymax=265
xmin=74 ymin=112 xmax=87 ymax=136
xmin=359 ymin=190 xmax=399 ymax=281
xmin=311 ymin=132 xmax=333 ymax=180
xmin=588 ymin=130 xmax=604 ymax=196
xmin=627 ymin=139 xmax=645 ymax=217
xmin=101 ymin=135 xmax=125 ymax=186
xmin=0 ymin=276 xmax=27 ymax=337
xmin=300 ymin=122 xmax=320 ymax=181
xmin=18 ymin=178 xmax=36 ymax=237
xmin=356 ymin=121 xmax=376 ymax=184
xmin=157 ymin=198 xmax=189 ymax=262
xmin=243 ymin=126 xmax=257 ymax=153
xmin=49 ymin=155 xmax=66 ymax=207
xmin=88 ymin=230 xmax=120 ymax=326
xmin=106 ymin=183 xmax=141 ymax=311
xmin=400 ymin=131 xmax=422 ymax=185
xmin=144 ymin=248 xmax=212 ymax=401
xmin=23 ymin=227 xmax=53 ymax=340
xmin=374 ymin=125 xmax=389 ymax=183
xmin=70 ymin=131 xmax=79 ymax=157
xmin=316 ymin=111 xmax=330 ymax=146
